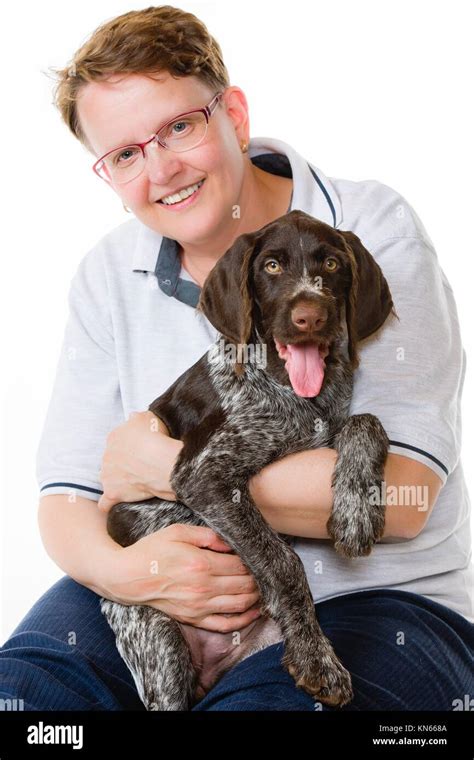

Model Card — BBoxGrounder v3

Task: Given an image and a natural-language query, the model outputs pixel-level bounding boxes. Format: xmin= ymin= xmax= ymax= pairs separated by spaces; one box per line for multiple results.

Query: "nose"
xmin=144 ymin=141 xmax=184 ymax=184
xmin=291 ymin=302 xmax=328 ymax=332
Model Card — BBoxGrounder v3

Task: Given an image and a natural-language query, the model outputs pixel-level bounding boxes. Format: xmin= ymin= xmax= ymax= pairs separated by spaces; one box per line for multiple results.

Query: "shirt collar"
xmin=132 ymin=137 xmax=342 ymax=307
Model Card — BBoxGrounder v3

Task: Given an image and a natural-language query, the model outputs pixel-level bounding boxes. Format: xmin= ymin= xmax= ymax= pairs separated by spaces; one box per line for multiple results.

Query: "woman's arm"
xmin=38 ymin=494 xmax=123 ymax=597
xmin=97 ymin=412 xmax=443 ymax=541
xmin=38 ymin=494 xmax=262 ymax=632
xmin=97 ymin=412 xmax=183 ymax=513
xmin=249 ymin=450 xmax=443 ymax=540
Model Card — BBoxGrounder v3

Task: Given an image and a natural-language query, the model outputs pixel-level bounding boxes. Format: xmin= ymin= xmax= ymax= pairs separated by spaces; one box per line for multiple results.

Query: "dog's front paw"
xmin=283 ymin=644 xmax=353 ymax=707
xmin=327 ymin=491 xmax=385 ymax=558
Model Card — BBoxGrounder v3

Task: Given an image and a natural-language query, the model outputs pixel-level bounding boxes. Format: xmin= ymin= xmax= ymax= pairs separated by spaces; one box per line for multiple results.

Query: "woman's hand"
xmin=102 ymin=523 xmax=262 ymax=632
xmin=98 ymin=410 xmax=184 ymax=512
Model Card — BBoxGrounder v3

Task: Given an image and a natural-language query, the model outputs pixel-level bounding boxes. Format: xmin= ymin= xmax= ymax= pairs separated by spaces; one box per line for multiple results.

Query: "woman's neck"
xmin=179 ymin=165 xmax=293 ymax=287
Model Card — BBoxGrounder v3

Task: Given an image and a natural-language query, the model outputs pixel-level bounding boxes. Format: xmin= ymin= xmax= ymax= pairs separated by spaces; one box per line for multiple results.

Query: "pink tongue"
xmin=285 ymin=343 xmax=326 ymax=397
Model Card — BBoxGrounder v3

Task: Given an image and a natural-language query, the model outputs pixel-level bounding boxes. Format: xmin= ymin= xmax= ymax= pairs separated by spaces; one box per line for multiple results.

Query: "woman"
xmin=1 ymin=6 xmax=472 ymax=711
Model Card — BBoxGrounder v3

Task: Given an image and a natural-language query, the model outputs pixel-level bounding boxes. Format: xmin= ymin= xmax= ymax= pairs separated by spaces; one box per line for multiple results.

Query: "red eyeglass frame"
xmin=92 ymin=91 xmax=224 ymax=182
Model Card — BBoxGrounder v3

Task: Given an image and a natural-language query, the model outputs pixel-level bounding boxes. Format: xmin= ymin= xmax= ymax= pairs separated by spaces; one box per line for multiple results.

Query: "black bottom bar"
xmin=0 ymin=710 xmax=472 ymax=757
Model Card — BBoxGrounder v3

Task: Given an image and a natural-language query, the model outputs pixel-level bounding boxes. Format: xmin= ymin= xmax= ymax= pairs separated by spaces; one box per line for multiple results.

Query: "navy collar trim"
xmin=154 ymin=235 xmax=201 ymax=307
xmin=307 ymin=164 xmax=336 ymax=227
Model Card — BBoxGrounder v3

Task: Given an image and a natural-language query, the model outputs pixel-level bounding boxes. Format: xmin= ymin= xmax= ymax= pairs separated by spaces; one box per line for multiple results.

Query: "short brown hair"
xmin=49 ymin=5 xmax=230 ymax=150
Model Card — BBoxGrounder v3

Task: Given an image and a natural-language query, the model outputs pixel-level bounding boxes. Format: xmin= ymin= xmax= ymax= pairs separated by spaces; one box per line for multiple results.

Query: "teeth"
xmin=161 ymin=180 xmax=203 ymax=205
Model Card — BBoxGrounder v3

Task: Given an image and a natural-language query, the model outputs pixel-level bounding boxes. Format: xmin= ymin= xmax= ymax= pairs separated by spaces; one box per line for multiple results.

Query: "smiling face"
xmin=76 ymin=72 xmax=249 ymax=247
xmin=250 ymin=216 xmax=353 ymax=396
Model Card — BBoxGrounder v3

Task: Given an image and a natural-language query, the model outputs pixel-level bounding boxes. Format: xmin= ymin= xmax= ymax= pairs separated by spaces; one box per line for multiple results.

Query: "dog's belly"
xmin=178 ymin=615 xmax=283 ymax=700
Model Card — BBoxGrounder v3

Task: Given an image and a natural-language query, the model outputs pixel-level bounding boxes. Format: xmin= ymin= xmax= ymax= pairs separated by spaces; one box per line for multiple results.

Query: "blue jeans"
xmin=0 ymin=577 xmax=472 ymax=711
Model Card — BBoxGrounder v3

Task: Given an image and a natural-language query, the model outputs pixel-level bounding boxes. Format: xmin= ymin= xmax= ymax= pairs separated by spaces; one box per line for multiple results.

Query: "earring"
xmin=240 ymin=140 xmax=249 ymax=153
xmin=123 ymin=203 xmax=131 ymax=213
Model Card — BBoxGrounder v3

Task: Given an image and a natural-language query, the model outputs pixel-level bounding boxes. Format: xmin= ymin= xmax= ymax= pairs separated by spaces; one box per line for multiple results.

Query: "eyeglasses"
xmin=92 ymin=91 xmax=223 ymax=185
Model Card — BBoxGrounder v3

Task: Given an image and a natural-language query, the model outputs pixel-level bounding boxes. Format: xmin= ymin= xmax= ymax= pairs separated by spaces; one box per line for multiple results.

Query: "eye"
xmin=108 ymin=145 xmax=141 ymax=167
xmin=161 ymin=116 xmax=198 ymax=144
xmin=264 ymin=259 xmax=283 ymax=275
xmin=171 ymin=119 xmax=191 ymax=135
xmin=324 ymin=257 xmax=339 ymax=272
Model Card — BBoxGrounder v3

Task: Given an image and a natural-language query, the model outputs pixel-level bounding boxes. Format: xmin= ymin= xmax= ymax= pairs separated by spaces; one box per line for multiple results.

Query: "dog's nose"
xmin=291 ymin=303 xmax=328 ymax=332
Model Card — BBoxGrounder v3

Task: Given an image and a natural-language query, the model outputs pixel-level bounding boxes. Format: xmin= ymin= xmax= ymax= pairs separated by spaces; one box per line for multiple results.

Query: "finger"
xmin=208 ymin=591 xmax=261 ymax=615
xmin=207 ymin=535 xmax=233 ymax=552
xmin=168 ymin=524 xmax=232 ymax=552
xmin=210 ymin=575 xmax=259 ymax=596
xmin=145 ymin=603 xmax=261 ymax=633
xmin=152 ymin=415 xmax=171 ymax=436
xmin=198 ymin=607 xmax=262 ymax=633
xmin=98 ymin=495 xmax=115 ymax=512
xmin=204 ymin=549 xmax=251 ymax=576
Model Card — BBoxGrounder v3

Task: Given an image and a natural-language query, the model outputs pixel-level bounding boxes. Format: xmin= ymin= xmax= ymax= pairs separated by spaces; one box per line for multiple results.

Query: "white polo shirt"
xmin=36 ymin=137 xmax=473 ymax=622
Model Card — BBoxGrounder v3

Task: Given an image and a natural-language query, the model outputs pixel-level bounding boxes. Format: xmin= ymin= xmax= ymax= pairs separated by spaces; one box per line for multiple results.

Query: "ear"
xmin=339 ymin=229 xmax=395 ymax=367
xmin=197 ymin=228 xmax=264 ymax=349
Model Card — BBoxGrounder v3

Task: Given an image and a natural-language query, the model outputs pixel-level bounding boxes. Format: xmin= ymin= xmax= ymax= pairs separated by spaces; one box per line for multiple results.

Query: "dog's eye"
xmin=324 ymin=258 xmax=339 ymax=272
xmin=264 ymin=260 xmax=283 ymax=274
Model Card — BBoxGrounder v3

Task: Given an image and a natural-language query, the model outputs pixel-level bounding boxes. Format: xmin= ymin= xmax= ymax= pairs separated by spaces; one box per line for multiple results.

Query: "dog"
xmin=101 ymin=209 xmax=394 ymax=710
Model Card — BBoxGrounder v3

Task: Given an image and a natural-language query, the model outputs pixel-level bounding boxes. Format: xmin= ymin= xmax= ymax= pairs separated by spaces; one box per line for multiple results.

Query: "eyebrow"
xmin=258 ymin=247 xmax=289 ymax=260
xmin=314 ymin=242 xmax=343 ymax=256
xmin=106 ymin=103 xmax=193 ymax=153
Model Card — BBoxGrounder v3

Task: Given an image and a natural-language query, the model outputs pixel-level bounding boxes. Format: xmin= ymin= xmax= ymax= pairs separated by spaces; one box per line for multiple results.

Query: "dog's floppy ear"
xmin=339 ymin=229 xmax=395 ymax=368
xmin=197 ymin=227 xmax=265 ymax=350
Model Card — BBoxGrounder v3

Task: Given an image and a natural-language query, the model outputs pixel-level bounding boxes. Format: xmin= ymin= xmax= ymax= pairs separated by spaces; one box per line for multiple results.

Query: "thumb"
xmin=98 ymin=494 xmax=114 ymax=512
xmin=177 ymin=525 xmax=232 ymax=552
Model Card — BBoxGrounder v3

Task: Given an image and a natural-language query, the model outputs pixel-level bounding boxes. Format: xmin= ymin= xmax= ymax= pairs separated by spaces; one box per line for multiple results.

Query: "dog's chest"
xmin=207 ymin=356 xmax=351 ymax=460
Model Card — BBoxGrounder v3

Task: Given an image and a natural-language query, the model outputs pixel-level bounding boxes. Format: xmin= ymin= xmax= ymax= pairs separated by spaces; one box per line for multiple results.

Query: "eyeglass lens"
xmin=99 ymin=112 xmax=208 ymax=183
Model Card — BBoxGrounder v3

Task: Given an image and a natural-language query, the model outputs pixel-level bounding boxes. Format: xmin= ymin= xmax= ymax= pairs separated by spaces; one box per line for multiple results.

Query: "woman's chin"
xmin=163 ymin=208 xmax=222 ymax=242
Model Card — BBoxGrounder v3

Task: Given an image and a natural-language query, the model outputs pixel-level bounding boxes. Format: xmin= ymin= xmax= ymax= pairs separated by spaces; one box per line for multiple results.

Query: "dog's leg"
xmin=172 ymin=464 xmax=353 ymax=707
xmin=102 ymin=499 xmax=204 ymax=710
xmin=101 ymin=600 xmax=195 ymax=710
xmin=327 ymin=413 xmax=389 ymax=558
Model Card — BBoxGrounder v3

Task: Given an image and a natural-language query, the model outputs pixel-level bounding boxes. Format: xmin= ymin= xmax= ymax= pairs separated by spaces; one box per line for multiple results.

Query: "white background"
xmin=1 ymin=0 xmax=473 ymax=641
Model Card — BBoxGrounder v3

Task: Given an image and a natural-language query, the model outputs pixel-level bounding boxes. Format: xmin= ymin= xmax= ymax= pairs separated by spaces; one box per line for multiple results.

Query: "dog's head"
xmin=198 ymin=210 xmax=394 ymax=397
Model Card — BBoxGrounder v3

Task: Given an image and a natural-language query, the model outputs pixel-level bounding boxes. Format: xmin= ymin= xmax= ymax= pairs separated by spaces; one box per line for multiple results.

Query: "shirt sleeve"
xmin=36 ymin=248 xmax=125 ymax=502
xmin=350 ymin=234 xmax=466 ymax=485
